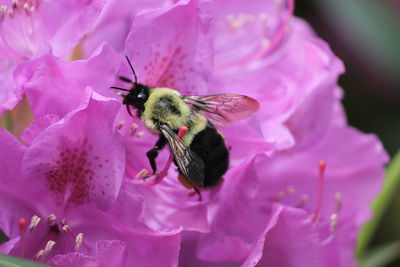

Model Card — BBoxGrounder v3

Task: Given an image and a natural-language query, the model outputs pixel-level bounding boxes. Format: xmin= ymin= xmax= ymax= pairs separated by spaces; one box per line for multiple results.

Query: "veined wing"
xmin=183 ymin=94 xmax=260 ymax=127
xmin=158 ymin=123 xmax=205 ymax=189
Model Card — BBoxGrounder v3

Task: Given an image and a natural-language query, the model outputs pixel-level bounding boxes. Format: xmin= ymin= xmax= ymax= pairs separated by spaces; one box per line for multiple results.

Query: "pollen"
xmin=130 ymin=123 xmax=138 ymax=136
xmin=29 ymin=215 xmax=41 ymax=232
xmin=116 ymin=120 xmax=125 ymax=130
xmin=75 ymin=233 xmax=83 ymax=251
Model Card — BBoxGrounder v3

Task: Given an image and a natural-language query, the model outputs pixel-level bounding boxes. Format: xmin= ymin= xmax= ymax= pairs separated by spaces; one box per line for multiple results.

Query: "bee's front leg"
xmin=146 ymin=135 xmax=167 ymax=175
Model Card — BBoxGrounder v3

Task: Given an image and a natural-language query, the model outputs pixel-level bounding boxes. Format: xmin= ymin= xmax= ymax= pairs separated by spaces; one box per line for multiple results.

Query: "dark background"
xmin=296 ymin=1 xmax=400 ymax=266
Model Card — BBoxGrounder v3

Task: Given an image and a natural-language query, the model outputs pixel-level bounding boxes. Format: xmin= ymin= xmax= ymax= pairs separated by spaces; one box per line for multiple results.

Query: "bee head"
xmin=122 ymin=83 xmax=150 ymax=107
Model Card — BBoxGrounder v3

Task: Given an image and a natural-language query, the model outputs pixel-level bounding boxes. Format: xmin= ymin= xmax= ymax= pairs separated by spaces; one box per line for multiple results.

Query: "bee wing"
xmin=158 ymin=123 xmax=205 ymax=189
xmin=183 ymin=94 xmax=260 ymax=127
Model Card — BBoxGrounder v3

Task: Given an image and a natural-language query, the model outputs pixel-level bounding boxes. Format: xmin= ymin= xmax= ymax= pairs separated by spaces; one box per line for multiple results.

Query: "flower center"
xmin=16 ymin=214 xmax=84 ymax=261
xmin=0 ymin=0 xmax=41 ymax=61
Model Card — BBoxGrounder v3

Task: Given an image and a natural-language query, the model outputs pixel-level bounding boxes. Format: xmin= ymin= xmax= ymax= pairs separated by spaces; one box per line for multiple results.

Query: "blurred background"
xmin=296 ymin=1 xmax=400 ymax=266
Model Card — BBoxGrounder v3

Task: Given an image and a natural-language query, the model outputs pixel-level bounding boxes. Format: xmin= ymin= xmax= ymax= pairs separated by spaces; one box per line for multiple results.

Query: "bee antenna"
xmin=111 ymin=86 xmax=130 ymax=92
xmin=125 ymin=55 xmax=138 ymax=84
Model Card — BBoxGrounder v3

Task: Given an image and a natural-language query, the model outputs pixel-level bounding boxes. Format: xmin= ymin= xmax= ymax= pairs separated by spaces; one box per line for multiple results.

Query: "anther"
xmin=136 ymin=168 xmax=148 ymax=179
xmin=116 ymin=120 xmax=125 ymax=130
xmin=136 ymin=131 xmax=145 ymax=137
xmin=47 ymin=214 xmax=56 ymax=225
xmin=75 ymin=233 xmax=83 ymax=251
xmin=226 ymin=14 xmax=238 ymax=31
xmin=61 ymin=218 xmax=69 ymax=233
xmin=130 ymin=123 xmax=138 ymax=136
xmin=259 ymin=13 xmax=268 ymax=30
xmin=12 ymin=0 xmax=18 ymax=9
xmin=334 ymin=192 xmax=342 ymax=213
xmin=311 ymin=160 xmax=326 ymax=223
xmin=18 ymin=218 xmax=27 ymax=257
xmin=44 ymin=240 xmax=56 ymax=256
xmin=23 ymin=3 xmax=30 ymax=15
xmin=29 ymin=215 xmax=41 ymax=232
xmin=295 ymin=194 xmax=309 ymax=208
xmin=268 ymin=186 xmax=295 ymax=201
xmin=330 ymin=213 xmax=338 ymax=232
xmin=34 ymin=249 xmax=44 ymax=261
xmin=62 ymin=224 xmax=69 ymax=233
xmin=7 ymin=9 xmax=14 ymax=18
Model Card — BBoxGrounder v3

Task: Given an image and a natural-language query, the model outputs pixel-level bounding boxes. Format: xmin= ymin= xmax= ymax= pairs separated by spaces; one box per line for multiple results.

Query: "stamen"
xmin=7 ymin=9 xmax=14 ymax=18
xmin=226 ymin=14 xmax=238 ymax=31
xmin=311 ymin=160 xmax=326 ymax=223
xmin=62 ymin=225 xmax=69 ymax=233
xmin=44 ymin=240 xmax=56 ymax=256
xmin=0 ymin=6 xmax=7 ymax=22
xmin=61 ymin=218 xmax=69 ymax=233
xmin=330 ymin=213 xmax=338 ymax=232
xmin=116 ymin=120 xmax=125 ymax=130
xmin=47 ymin=214 xmax=56 ymax=225
xmin=12 ymin=0 xmax=18 ymax=10
xmin=136 ymin=131 xmax=145 ymax=137
xmin=268 ymin=186 xmax=296 ymax=201
xmin=130 ymin=123 xmax=138 ymax=136
xmin=259 ymin=13 xmax=268 ymax=34
xmin=29 ymin=215 xmax=41 ymax=232
xmin=334 ymin=192 xmax=342 ymax=213
xmin=23 ymin=3 xmax=31 ymax=15
xmin=18 ymin=218 xmax=27 ymax=257
xmin=34 ymin=249 xmax=44 ymax=261
xmin=75 ymin=233 xmax=83 ymax=251
xmin=135 ymin=168 xmax=148 ymax=179
xmin=295 ymin=194 xmax=309 ymax=208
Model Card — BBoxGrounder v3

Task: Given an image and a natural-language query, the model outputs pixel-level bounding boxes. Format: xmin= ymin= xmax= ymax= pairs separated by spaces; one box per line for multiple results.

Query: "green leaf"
xmin=356 ymin=151 xmax=400 ymax=258
xmin=360 ymin=241 xmax=400 ymax=267
xmin=0 ymin=254 xmax=52 ymax=267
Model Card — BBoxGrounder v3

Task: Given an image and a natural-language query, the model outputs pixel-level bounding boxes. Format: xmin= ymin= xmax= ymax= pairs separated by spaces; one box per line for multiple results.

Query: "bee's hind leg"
xmin=179 ymin=173 xmax=203 ymax=201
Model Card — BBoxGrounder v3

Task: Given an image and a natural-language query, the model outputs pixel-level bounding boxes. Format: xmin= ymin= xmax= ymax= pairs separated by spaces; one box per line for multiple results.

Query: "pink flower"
xmin=0 ymin=0 xmax=389 ymax=266
xmin=0 ymin=92 xmax=181 ymax=266
xmin=0 ymin=0 xmax=106 ymax=114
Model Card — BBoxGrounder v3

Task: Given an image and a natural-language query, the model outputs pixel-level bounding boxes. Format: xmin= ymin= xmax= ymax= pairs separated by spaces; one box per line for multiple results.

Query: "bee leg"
xmin=178 ymin=174 xmax=203 ymax=201
xmin=144 ymin=126 xmax=188 ymax=186
xmin=145 ymin=135 xmax=167 ymax=176
xmin=187 ymin=188 xmax=203 ymax=201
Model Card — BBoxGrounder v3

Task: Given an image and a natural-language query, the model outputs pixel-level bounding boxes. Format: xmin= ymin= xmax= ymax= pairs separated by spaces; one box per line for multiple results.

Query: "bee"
xmin=112 ymin=56 xmax=260 ymax=200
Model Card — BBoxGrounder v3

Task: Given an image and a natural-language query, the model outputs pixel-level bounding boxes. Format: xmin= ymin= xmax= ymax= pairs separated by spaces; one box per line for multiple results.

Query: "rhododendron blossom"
xmin=0 ymin=0 xmax=388 ymax=266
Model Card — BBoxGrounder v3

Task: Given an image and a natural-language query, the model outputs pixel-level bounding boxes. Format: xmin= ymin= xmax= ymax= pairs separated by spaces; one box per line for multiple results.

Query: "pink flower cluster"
xmin=0 ymin=0 xmax=388 ymax=266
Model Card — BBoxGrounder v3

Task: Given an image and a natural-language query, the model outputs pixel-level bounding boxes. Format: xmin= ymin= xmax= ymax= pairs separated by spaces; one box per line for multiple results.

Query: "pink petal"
xmin=0 ymin=66 xmax=21 ymax=115
xmin=123 ymin=0 xmax=213 ymax=94
xmin=83 ymin=0 xmax=173 ymax=56
xmin=0 ymin=129 xmax=26 ymax=190
xmin=14 ymin=43 xmax=120 ymax=120
xmin=21 ymin=114 xmax=60 ymax=145
xmin=49 ymin=252 xmax=98 ymax=267
xmin=21 ymin=91 xmax=125 ymax=210
xmin=242 ymin=204 xmax=322 ymax=267
xmin=197 ymin=156 xmax=266 ymax=262
xmin=38 ymin=0 xmax=107 ymax=57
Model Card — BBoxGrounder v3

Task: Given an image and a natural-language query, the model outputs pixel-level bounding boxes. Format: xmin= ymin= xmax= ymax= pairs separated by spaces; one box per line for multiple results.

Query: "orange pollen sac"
xmin=178 ymin=125 xmax=189 ymax=138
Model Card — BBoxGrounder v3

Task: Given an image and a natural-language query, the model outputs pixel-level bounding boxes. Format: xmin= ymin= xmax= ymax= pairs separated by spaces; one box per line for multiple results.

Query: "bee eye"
xmin=137 ymin=93 xmax=147 ymax=103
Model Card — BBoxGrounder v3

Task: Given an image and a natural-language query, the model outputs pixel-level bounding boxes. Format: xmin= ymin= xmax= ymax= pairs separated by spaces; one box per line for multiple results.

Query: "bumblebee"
xmin=112 ymin=56 xmax=260 ymax=199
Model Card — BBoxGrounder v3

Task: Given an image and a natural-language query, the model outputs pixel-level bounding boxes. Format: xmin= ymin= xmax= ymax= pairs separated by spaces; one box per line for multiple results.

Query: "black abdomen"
xmin=189 ymin=123 xmax=229 ymax=187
